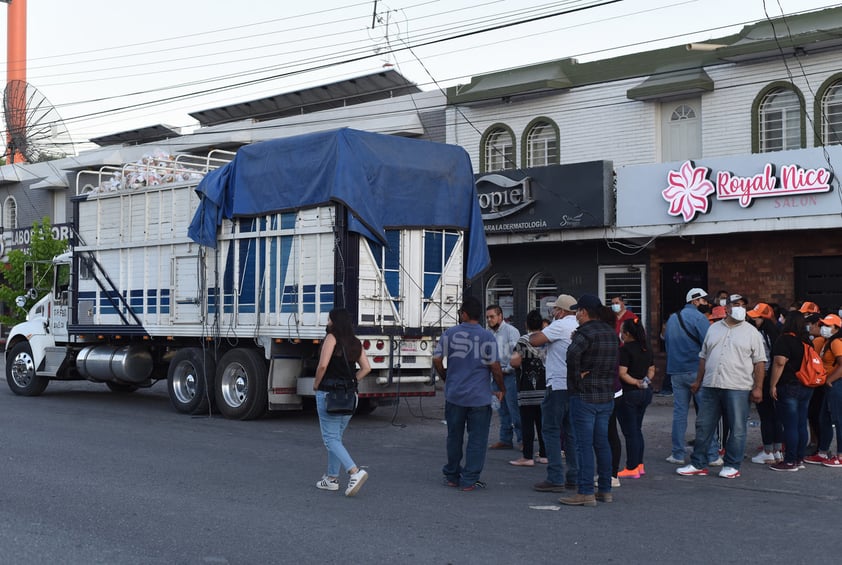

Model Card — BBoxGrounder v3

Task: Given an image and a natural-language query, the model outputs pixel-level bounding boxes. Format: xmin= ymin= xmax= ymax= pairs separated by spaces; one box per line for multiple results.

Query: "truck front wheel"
xmin=6 ymin=342 xmax=49 ymax=396
xmin=168 ymin=348 xmax=216 ymax=415
xmin=215 ymin=349 xmax=267 ymax=420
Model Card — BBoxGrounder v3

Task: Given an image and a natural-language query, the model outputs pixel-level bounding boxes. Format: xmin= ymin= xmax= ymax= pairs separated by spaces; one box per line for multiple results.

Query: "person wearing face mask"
xmin=804 ymin=312 xmax=824 ymax=451
xmin=677 ymin=296 xmax=767 ymax=479
xmin=803 ymin=314 xmax=842 ymax=467
xmin=747 ymin=303 xmax=783 ymax=464
xmin=715 ymin=290 xmax=730 ymax=309
xmin=610 ymin=294 xmax=637 ymax=338
xmin=663 ymin=288 xmax=721 ymax=466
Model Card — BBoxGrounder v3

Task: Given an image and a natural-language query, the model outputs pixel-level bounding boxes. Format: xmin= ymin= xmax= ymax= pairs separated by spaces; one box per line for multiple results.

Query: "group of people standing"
xmin=433 ymin=293 xmax=654 ymax=507
xmin=664 ymin=289 xmax=842 ymax=477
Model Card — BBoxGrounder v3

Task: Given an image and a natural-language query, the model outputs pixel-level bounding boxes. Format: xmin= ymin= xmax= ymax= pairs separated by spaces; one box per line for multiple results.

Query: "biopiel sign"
xmin=662 ymin=160 xmax=832 ymax=222
xmin=475 ymin=161 xmax=611 ymax=233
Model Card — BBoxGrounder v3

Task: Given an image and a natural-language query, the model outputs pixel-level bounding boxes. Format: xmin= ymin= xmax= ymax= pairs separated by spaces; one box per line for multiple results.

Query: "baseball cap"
xmin=570 ymin=294 xmax=603 ymax=311
xmin=819 ymin=314 xmax=842 ymax=327
xmin=729 ymin=293 xmax=746 ymax=304
xmin=799 ymin=301 xmax=820 ymax=314
xmin=548 ymin=294 xmax=577 ymax=311
xmin=710 ymin=306 xmax=727 ymax=320
xmin=804 ymin=312 xmax=821 ymax=323
xmin=747 ymin=303 xmax=775 ymax=321
xmin=685 ymin=288 xmax=708 ymax=303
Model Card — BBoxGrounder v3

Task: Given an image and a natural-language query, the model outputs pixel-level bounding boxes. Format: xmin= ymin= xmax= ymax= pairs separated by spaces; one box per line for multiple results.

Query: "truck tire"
xmin=167 ymin=348 xmax=216 ymax=415
xmin=6 ymin=341 xmax=49 ymax=396
xmin=215 ymin=348 xmax=268 ymax=420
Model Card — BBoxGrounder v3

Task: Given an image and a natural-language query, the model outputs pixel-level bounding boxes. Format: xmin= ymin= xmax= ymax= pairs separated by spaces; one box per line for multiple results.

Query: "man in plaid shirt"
xmin=559 ymin=294 xmax=619 ymax=507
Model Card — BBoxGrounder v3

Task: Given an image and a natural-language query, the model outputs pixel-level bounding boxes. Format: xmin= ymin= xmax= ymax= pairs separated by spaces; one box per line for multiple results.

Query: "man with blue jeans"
xmin=663 ymin=288 xmax=720 ymax=465
xmin=530 ymin=295 xmax=579 ymax=493
xmin=487 ymin=305 xmax=522 ymax=450
xmin=560 ymin=294 xmax=619 ymax=506
xmin=433 ymin=296 xmax=506 ymax=491
xmin=677 ymin=297 xmax=766 ymax=479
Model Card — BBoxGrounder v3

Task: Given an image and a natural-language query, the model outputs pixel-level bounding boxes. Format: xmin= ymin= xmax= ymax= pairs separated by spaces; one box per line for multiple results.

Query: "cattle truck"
xmin=4 ymin=128 xmax=489 ymax=419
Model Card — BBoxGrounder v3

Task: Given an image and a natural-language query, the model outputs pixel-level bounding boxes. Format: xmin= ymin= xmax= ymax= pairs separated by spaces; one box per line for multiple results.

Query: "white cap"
xmin=685 ymin=288 xmax=708 ymax=303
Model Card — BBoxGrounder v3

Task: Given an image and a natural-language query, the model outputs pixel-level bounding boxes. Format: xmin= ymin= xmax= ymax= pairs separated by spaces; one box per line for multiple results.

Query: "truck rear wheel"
xmin=6 ymin=341 xmax=49 ymax=396
xmin=168 ymin=348 xmax=216 ymax=415
xmin=215 ymin=349 xmax=268 ymax=420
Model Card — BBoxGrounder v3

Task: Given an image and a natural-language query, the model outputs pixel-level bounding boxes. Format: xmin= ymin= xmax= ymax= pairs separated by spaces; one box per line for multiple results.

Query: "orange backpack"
xmin=796 ymin=341 xmax=827 ymax=387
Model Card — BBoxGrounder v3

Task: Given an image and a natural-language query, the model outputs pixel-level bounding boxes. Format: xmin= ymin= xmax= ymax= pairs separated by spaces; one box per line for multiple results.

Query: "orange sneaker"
xmin=636 ymin=464 xmax=646 ymax=476
xmin=617 ymin=467 xmax=641 ymax=479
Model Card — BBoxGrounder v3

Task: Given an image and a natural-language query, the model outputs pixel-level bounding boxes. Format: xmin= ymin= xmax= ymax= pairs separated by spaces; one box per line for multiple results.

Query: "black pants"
xmin=519 ymin=404 xmax=546 ymax=459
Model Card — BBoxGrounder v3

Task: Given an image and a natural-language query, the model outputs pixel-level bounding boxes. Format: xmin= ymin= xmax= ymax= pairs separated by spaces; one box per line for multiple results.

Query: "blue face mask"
xmin=611 ymin=303 xmax=621 ymax=313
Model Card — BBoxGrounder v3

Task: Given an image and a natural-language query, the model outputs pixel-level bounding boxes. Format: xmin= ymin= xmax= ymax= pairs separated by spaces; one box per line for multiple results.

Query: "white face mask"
xmin=806 ymin=324 xmax=812 ymax=333
xmin=730 ymin=306 xmax=747 ymax=322
xmin=611 ymin=303 xmax=621 ymax=313
xmin=719 ymin=299 xmax=727 ymax=307
xmin=821 ymin=326 xmax=834 ymax=339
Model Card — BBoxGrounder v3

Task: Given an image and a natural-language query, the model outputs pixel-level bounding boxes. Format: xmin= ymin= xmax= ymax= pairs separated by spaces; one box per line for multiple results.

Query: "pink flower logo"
xmin=662 ymin=161 xmax=715 ymax=222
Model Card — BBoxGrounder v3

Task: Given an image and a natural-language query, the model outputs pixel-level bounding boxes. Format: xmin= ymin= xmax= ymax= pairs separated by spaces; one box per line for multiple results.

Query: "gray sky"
xmin=0 ymin=0 xmax=838 ymax=150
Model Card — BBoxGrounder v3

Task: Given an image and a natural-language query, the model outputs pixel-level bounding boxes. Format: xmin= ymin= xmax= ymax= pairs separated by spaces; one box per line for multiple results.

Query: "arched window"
xmin=822 ymin=81 xmax=842 ymax=146
xmin=3 ymin=196 xmax=17 ymax=230
xmin=758 ymin=88 xmax=802 ymax=152
xmin=527 ymin=272 xmax=558 ymax=319
xmin=671 ymin=104 xmax=696 ymax=121
xmin=481 ymin=126 xmax=515 ymax=172
xmin=486 ymin=273 xmax=514 ymax=322
xmin=524 ymin=120 xmax=558 ymax=167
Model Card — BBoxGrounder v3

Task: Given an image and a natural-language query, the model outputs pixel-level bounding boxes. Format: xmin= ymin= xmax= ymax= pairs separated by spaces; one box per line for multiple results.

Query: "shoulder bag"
xmin=325 ymin=344 xmax=359 ymax=415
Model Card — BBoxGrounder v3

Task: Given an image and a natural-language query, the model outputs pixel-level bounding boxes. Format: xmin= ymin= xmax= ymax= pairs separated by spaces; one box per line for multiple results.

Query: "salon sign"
xmin=662 ymin=160 xmax=832 ymax=222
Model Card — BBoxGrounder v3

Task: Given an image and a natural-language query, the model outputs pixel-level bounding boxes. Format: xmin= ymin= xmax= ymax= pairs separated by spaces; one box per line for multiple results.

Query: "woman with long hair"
xmin=312 ymin=308 xmax=372 ymax=496
xmin=616 ymin=317 xmax=655 ymax=479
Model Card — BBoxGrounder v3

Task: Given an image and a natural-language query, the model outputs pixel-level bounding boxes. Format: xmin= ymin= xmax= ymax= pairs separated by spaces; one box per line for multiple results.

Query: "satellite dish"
xmin=4 ymin=80 xmax=75 ymax=163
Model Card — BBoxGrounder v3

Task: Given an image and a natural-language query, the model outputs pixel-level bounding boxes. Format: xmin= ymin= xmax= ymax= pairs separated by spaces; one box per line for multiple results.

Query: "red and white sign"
xmin=663 ymin=160 xmax=832 ymax=222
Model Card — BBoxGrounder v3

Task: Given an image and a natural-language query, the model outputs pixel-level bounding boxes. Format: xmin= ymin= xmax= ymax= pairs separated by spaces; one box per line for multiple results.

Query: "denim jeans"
xmin=541 ymin=388 xmax=578 ymax=485
xmin=316 ymin=390 xmax=356 ymax=476
xmin=616 ymin=387 xmax=653 ymax=470
xmin=818 ymin=381 xmax=842 ymax=453
xmin=690 ymin=387 xmax=750 ymax=470
xmin=775 ymin=383 xmax=813 ymax=463
xmin=443 ymin=401 xmax=492 ymax=488
xmin=570 ymin=395 xmax=613 ymax=495
xmin=671 ymin=371 xmax=719 ymax=461
xmin=494 ymin=374 xmax=522 ymax=444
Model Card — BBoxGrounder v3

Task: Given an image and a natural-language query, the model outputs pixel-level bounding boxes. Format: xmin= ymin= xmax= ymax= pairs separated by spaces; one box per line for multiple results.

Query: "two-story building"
xmin=446 ymin=5 xmax=842 ymax=332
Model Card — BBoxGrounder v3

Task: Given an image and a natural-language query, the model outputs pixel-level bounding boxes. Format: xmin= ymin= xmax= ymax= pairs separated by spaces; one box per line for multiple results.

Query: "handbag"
xmin=325 ymin=344 xmax=358 ymax=415
xmin=326 ymin=381 xmax=358 ymax=415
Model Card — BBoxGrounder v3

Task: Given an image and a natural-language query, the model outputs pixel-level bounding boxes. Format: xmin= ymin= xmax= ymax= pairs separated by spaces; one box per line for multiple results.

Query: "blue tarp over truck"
xmin=187 ymin=128 xmax=490 ymax=280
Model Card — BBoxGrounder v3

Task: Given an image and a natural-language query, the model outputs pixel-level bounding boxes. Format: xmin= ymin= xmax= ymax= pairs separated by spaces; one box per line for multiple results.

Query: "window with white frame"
xmin=484 ymin=129 xmax=514 ymax=172
xmin=671 ymin=104 xmax=696 ymax=121
xmin=527 ymin=272 xmax=558 ymax=319
xmin=525 ymin=122 xmax=557 ymax=167
xmin=3 ymin=196 xmax=17 ymax=230
xmin=822 ymin=82 xmax=842 ymax=146
xmin=759 ymin=89 xmax=801 ymax=152
xmin=486 ymin=273 xmax=514 ymax=321
xmin=598 ymin=265 xmax=647 ymax=328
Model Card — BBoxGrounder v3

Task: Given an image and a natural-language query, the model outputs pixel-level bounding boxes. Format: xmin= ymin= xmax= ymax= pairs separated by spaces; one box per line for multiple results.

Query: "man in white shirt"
xmin=529 ymin=294 xmax=579 ymax=492
xmin=677 ymin=295 xmax=766 ymax=479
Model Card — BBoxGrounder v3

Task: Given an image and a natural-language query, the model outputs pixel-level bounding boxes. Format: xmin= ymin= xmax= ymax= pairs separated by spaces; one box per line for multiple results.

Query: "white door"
xmin=661 ymin=99 xmax=701 ymax=162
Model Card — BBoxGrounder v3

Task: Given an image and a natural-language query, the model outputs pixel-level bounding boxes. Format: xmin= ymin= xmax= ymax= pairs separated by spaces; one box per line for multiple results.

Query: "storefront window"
xmin=528 ymin=272 xmax=558 ymax=319
xmin=486 ymin=274 xmax=514 ymax=321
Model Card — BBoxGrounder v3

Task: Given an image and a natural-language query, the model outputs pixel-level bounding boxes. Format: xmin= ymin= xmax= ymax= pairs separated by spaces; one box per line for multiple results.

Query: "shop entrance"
xmin=659 ymin=261 xmax=708 ymax=329
xmin=794 ymin=255 xmax=842 ymax=313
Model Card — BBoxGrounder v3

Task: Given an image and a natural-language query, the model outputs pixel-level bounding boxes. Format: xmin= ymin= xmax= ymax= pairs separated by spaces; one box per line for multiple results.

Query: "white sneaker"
xmin=345 ymin=469 xmax=368 ymax=497
xmin=751 ymin=451 xmax=775 ymax=464
xmin=708 ymin=457 xmax=724 ymax=467
xmin=676 ymin=464 xmax=708 ymax=476
xmin=665 ymin=455 xmax=685 ymax=464
xmin=718 ymin=466 xmax=741 ymax=479
xmin=612 ymin=476 xmax=621 ymax=488
xmin=316 ymin=475 xmax=339 ymax=491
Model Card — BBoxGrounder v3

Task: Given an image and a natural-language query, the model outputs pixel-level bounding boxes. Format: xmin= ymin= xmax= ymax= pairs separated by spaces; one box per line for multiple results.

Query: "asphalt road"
xmin=0 ymin=369 xmax=837 ymax=565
